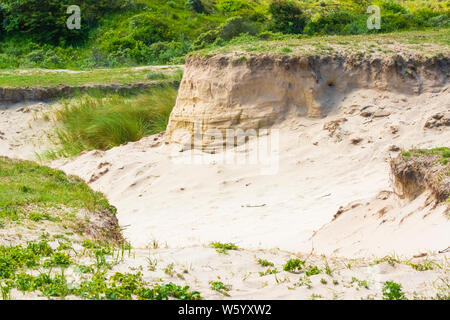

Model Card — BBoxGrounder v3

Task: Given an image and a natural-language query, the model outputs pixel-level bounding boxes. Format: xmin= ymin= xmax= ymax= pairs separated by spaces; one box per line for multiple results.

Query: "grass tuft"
xmin=43 ymin=86 xmax=177 ymax=159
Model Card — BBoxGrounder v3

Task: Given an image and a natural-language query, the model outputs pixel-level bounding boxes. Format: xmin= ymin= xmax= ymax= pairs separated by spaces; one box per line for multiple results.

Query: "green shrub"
xmin=1 ymin=0 xmax=126 ymax=44
xmin=282 ymin=258 xmax=305 ymax=272
xmin=217 ymin=0 xmax=251 ymax=13
xmin=219 ymin=16 xmax=259 ymax=41
xmin=381 ymin=1 xmax=407 ymax=14
xmin=382 ymin=281 xmax=407 ymax=300
xmin=304 ymin=11 xmax=358 ymax=35
xmin=269 ymin=0 xmax=307 ymax=34
xmin=186 ymin=0 xmax=206 ymax=13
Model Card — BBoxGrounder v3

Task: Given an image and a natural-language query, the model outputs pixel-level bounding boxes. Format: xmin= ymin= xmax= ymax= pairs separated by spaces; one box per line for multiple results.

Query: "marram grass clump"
xmin=43 ymin=86 xmax=177 ymax=159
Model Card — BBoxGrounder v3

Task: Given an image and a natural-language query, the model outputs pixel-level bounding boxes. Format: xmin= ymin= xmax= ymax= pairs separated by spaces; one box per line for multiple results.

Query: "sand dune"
xmin=52 ymin=87 xmax=450 ymax=257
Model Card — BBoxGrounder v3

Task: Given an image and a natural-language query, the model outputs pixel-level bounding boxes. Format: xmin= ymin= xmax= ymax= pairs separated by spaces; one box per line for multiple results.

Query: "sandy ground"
xmin=0 ymin=101 xmax=54 ymax=160
xmin=51 ymin=87 xmax=450 ymax=256
xmin=1 ymin=86 xmax=449 ymax=299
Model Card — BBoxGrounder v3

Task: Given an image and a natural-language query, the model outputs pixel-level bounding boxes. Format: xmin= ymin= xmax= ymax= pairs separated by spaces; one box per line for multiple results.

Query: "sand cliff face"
xmin=166 ymin=53 xmax=449 ymax=148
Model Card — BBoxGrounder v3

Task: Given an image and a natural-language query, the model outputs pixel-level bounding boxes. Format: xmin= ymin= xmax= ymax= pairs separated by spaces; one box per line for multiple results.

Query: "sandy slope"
xmin=51 ymin=86 xmax=450 ymax=257
xmin=0 ymin=101 xmax=54 ymax=160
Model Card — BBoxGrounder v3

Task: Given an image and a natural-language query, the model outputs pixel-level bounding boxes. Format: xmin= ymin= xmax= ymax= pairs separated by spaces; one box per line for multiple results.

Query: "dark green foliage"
xmin=381 ymin=1 xmax=407 ymax=14
xmin=192 ymin=16 xmax=259 ymax=49
xmin=217 ymin=0 xmax=251 ymax=13
xmin=306 ymin=10 xmax=364 ymax=35
xmin=186 ymin=0 xmax=206 ymax=13
xmin=219 ymin=16 xmax=259 ymax=40
xmin=1 ymin=0 xmax=126 ymax=44
xmin=269 ymin=0 xmax=307 ymax=34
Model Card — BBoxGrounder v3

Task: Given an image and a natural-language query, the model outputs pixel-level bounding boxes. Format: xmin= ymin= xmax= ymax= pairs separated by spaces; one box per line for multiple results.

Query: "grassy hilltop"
xmin=0 ymin=0 xmax=448 ymax=69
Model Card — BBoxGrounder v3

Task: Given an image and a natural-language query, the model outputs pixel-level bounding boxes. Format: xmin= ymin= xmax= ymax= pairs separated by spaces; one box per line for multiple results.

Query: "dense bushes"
xmin=186 ymin=0 xmax=206 ymax=13
xmin=1 ymin=0 xmax=127 ymax=44
xmin=0 ymin=0 xmax=448 ymax=69
xmin=269 ymin=0 xmax=307 ymax=34
xmin=192 ymin=16 xmax=260 ymax=49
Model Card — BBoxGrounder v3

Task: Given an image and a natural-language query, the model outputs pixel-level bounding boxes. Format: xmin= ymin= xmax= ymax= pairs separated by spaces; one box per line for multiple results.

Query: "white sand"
xmin=0 ymin=101 xmax=54 ymax=160
xmin=50 ymin=87 xmax=450 ymax=257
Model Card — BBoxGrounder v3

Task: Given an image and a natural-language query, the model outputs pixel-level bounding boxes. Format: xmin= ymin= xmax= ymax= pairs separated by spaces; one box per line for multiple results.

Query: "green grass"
xmin=0 ymin=68 xmax=183 ymax=88
xmin=43 ymin=86 xmax=177 ymax=159
xmin=0 ymin=157 xmax=115 ymax=226
xmin=194 ymin=28 xmax=450 ymax=58
xmin=402 ymin=147 xmax=450 ymax=165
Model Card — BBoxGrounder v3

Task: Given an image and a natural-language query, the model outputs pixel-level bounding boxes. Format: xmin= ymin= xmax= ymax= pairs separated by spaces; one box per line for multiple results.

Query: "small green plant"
xmin=382 ymin=281 xmax=407 ymax=300
xmin=257 ymin=259 xmax=274 ymax=267
xmin=408 ymin=260 xmax=436 ymax=271
xmin=209 ymin=281 xmax=231 ymax=296
xmin=0 ymin=281 xmax=12 ymax=300
xmin=320 ymin=278 xmax=327 ymax=285
xmin=147 ymin=257 xmax=158 ymax=271
xmin=44 ymin=252 xmax=71 ymax=268
xmin=282 ymin=259 xmax=305 ymax=273
xmin=164 ymin=263 xmax=175 ymax=277
xmin=374 ymin=255 xmax=401 ymax=267
xmin=259 ymin=268 xmax=279 ymax=277
xmin=305 ymin=266 xmax=321 ymax=276
xmin=293 ymin=275 xmax=312 ymax=289
xmin=351 ymin=277 xmax=370 ymax=289
xmin=325 ymin=262 xmax=333 ymax=276
xmin=209 ymin=242 xmax=238 ymax=254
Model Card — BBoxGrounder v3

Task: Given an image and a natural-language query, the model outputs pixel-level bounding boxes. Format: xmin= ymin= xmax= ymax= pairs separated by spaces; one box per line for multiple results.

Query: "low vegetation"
xmin=194 ymin=28 xmax=449 ymax=58
xmin=209 ymin=281 xmax=232 ymax=296
xmin=209 ymin=241 xmax=238 ymax=254
xmin=43 ymin=86 xmax=178 ymax=159
xmin=382 ymin=281 xmax=407 ymax=300
xmin=257 ymin=259 xmax=274 ymax=267
xmin=0 ymin=157 xmax=201 ymax=300
xmin=283 ymin=258 xmax=305 ymax=272
xmin=0 ymin=68 xmax=183 ymax=88
xmin=0 ymin=157 xmax=116 ymax=230
xmin=402 ymin=147 xmax=450 ymax=165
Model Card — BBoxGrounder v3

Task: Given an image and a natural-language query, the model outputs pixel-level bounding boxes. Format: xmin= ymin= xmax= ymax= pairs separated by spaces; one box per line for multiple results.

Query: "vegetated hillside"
xmin=0 ymin=0 xmax=448 ymax=69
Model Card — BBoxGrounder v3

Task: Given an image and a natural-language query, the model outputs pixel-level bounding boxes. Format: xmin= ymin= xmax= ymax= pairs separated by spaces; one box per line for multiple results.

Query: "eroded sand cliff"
xmin=166 ymin=52 xmax=448 ymax=150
